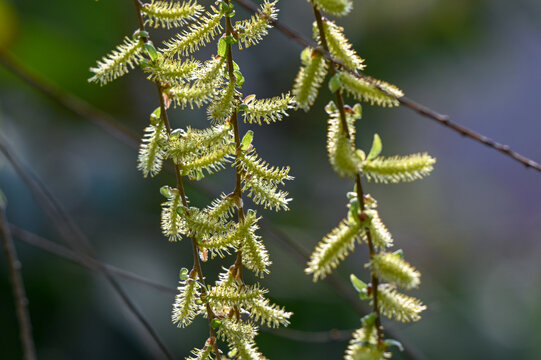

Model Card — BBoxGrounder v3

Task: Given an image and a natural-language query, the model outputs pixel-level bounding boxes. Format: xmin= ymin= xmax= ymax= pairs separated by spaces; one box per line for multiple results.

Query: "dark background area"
xmin=0 ymin=0 xmax=540 ymax=359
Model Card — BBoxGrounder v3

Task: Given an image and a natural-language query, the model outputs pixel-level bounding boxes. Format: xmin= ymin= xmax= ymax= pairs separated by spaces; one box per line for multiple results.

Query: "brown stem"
xmin=225 ymin=0 xmax=247 ymax=284
xmin=0 ymin=207 xmax=37 ymax=360
xmin=312 ymin=3 xmax=384 ymax=343
xmin=133 ymin=1 xmax=222 ymax=357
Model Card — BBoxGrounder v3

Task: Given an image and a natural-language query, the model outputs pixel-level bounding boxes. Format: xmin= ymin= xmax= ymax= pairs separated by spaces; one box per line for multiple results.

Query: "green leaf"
xmin=384 ymin=339 xmax=404 ymax=352
xmin=350 ymin=274 xmax=367 ymax=293
xmin=224 ymin=35 xmax=237 ymax=45
xmin=132 ymin=29 xmax=149 ymax=40
xmin=353 ymin=103 xmax=362 ymax=119
xmin=361 ymin=312 xmax=378 ymax=327
xmin=150 ymin=107 xmax=162 ymax=125
xmin=367 ymin=133 xmax=382 ymax=161
xmin=241 ymin=130 xmax=254 ymax=151
xmin=144 ymin=42 xmax=158 ymax=62
xmin=218 ymin=37 xmax=228 ymax=57
xmin=328 ymin=73 xmax=342 ymax=93
xmin=234 ymin=70 xmax=245 ymax=86
xmin=160 ymin=186 xmax=171 ymax=198
xmin=179 ymin=268 xmax=189 ymax=280
xmin=211 ymin=318 xmax=223 ymax=329
xmin=392 ymin=249 xmax=404 ymax=258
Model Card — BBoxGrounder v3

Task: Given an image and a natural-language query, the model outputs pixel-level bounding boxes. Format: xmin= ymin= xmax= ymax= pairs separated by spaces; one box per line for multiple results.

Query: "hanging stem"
xmin=312 ymin=4 xmax=384 ymax=343
xmin=224 ymin=0 xmax=246 ymax=284
xmin=133 ymin=1 xmax=222 ymax=357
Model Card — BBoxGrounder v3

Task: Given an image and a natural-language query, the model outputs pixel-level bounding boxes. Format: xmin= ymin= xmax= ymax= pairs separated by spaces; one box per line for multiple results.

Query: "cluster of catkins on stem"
xmin=296 ymin=0 xmax=436 ymax=359
xmin=90 ymin=1 xmax=294 ymax=359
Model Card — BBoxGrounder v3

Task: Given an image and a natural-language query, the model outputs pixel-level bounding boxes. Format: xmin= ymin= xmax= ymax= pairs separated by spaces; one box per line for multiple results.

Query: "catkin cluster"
xmin=90 ymin=1 xmax=294 ymax=359
xmin=296 ymin=0 xmax=435 ymax=358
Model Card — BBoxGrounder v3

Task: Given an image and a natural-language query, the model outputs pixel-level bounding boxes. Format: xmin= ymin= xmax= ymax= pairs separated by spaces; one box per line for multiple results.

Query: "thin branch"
xmin=266 ymin=327 xmax=354 ymax=343
xmin=0 ymin=51 xmax=138 ymax=148
xmin=10 ymin=225 xmax=175 ymax=295
xmin=11 ymin=223 xmax=355 ymax=346
xmin=0 ymin=207 xmax=37 ymax=360
xmin=0 ymin=134 xmax=174 ymax=360
xmin=232 ymin=0 xmax=541 ymax=172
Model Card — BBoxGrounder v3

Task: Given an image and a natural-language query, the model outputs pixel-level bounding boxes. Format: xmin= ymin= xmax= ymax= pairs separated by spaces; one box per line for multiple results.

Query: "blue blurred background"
xmin=0 ymin=0 xmax=540 ymax=359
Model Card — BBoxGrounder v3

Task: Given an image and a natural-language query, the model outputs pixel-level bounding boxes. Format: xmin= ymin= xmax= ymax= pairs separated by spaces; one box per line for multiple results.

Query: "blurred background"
xmin=0 ymin=0 xmax=540 ymax=359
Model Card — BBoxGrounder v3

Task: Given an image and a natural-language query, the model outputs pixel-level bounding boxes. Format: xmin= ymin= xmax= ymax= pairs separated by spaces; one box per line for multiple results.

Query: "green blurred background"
xmin=1 ymin=0 xmax=540 ymax=359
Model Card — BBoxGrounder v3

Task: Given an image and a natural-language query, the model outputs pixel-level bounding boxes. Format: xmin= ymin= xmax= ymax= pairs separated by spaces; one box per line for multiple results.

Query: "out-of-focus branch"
xmin=0 ymin=51 xmax=138 ymax=148
xmin=10 ymin=225 xmax=175 ymax=295
xmin=0 ymin=206 xmax=37 ymax=360
xmin=11 ymin=223 xmax=353 ymax=345
xmin=0 ymin=134 xmax=174 ymax=360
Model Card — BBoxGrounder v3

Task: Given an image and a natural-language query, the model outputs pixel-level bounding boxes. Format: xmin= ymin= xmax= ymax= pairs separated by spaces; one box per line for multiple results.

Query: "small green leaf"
xmin=356 ymin=149 xmax=366 ymax=162
xmin=160 ymin=186 xmax=171 ymax=198
xmin=226 ymin=10 xmax=236 ymax=17
xmin=392 ymin=249 xmax=404 ymax=258
xmin=348 ymin=199 xmax=359 ymax=224
xmin=224 ymin=35 xmax=237 ymax=45
xmin=238 ymin=103 xmax=249 ymax=112
xmin=144 ymin=42 xmax=158 ymax=62
xmin=150 ymin=107 xmax=161 ymax=125
xmin=384 ymin=339 xmax=404 ymax=352
xmin=179 ymin=268 xmax=189 ymax=280
xmin=211 ymin=318 xmax=223 ymax=329
xmin=328 ymin=73 xmax=342 ymax=93
xmin=232 ymin=61 xmax=240 ymax=71
xmin=241 ymin=130 xmax=254 ymax=151
xmin=366 ymin=133 xmax=382 ymax=161
xmin=132 ymin=29 xmax=149 ymax=40
xmin=353 ymin=103 xmax=362 ymax=119
xmin=169 ymin=128 xmax=182 ymax=139
xmin=139 ymin=59 xmax=151 ymax=70
xmin=350 ymin=274 xmax=367 ymax=293
xmin=361 ymin=312 xmax=378 ymax=327
xmin=234 ymin=70 xmax=245 ymax=86
xmin=218 ymin=37 xmax=228 ymax=57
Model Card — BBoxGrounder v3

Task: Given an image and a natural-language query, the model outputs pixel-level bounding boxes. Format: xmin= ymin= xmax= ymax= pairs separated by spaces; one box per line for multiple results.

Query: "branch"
xmin=0 ymin=134 xmax=174 ymax=360
xmin=0 ymin=51 xmax=139 ymax=148
xmin=0 ymin=206 xmax=37 ymax=360
xmin=10 ymin=225 xmax=175 ymax=295
xmin=11 ymin=224 xmax=354 ymax=345
xmin=232 ymin=0 xmax=541 ymax=173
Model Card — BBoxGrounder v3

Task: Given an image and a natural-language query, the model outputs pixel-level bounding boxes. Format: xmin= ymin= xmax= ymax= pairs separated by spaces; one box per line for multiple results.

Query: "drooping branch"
xmin=311 ymin=3 xmax=383 ymax=343
xmin=131 ymin=1 xmax=222 ymax=357
xmin=232 ymin=0 xmax=541 ymax=173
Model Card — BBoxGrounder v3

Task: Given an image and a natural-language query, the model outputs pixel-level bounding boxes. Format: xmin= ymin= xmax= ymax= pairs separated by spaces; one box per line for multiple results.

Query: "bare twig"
xmin=0 ymin=51 xmax=138 ymax=148
xmin=12 ymin=224 xmax=355 ymax=345
xmin=10 ymin=225 xmax=175 ymax=295
xmin=0 ymin=207 xmax=37 ymax=360
xmin=266 ymin=327 xmax=354 ymax=343
xmin=0 ymin=134 xmax=174 ymax=360
xmin=233 ymin=0 xmax=541 ymax=172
